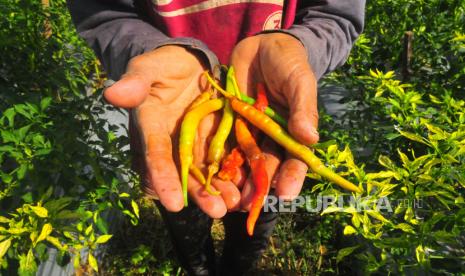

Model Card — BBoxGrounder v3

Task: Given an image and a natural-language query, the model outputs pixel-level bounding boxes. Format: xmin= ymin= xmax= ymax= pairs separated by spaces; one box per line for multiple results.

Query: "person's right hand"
xmin=104 ymin=46 xmax=241 ymax=218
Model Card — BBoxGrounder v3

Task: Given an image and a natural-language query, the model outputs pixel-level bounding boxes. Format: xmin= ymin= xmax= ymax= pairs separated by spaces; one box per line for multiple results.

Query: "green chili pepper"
xmin=179 ymin=98 xmax=225 ymax=206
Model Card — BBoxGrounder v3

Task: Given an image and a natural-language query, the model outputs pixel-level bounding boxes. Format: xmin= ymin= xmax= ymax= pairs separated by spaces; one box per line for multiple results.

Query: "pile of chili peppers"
xmin=178 ymin=66 xmax=363 ymax=236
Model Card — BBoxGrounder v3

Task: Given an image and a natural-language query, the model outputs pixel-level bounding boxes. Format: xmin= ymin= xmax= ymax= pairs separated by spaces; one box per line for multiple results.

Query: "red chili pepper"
xmin=235 ymin=117 xmax=269 ymax=236
xmin=254 ymin=83 xmax=269 ymax=113
xmin=218 ymin=147 xmax=245 ymax=181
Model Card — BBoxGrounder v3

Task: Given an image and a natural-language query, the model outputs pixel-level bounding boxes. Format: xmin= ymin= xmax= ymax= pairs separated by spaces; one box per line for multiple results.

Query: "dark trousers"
xmin=155 ymin=201 xmax=278 ymax=276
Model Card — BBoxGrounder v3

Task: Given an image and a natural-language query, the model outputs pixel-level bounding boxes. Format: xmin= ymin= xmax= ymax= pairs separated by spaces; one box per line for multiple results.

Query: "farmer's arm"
xmin=66 ymin=0 xmax=218 ymax=80
xmin=231 ymin=0 xmax=366 ymax=206
xmin=282 ymin=0 xmax=366 ymax=80
xmin=67 ymin=0 xmax=236 ymax=218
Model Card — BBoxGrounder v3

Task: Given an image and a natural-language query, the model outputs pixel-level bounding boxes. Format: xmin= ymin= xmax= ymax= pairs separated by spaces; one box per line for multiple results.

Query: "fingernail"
xmin=311 ymin=127 xmax=319 ymax=136
xmin=103 ymin=79 xmax=116 ymax=89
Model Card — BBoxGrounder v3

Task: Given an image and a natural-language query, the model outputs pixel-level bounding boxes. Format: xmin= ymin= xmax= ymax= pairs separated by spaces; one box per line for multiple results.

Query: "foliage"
xmin=99 ymin=199 xmax=182 ymax=276
xmin=0 ymin=0 xmax=139 ymax=274
xmin=303 ymin=0 xmax=465 ymax=274
xmin=1 ymin=0 xmax=465 ymax=275
xmin=252 ymin=1 xmax=465 ymax=274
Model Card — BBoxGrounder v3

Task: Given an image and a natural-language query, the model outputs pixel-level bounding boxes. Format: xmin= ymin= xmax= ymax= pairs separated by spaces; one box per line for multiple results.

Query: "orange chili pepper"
xmin=230 ymin=98 xmax=363 ymax=193
xmin=235 ymin=117 xmax=269 ymax=236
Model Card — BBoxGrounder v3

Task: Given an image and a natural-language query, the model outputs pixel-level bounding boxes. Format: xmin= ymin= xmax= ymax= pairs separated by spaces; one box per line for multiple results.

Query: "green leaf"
xmin=95 ymin=234 xmax=112 ymax=244
xmin=74 ymin=252 xmax=81 ymax=268
xmin=0 ymin=238 xmax=12 ymax=259
xmin=46 ymin=236 xmax=67 ymax=251
xmin=0 ymin=216 xmax=9 ymax=224
xmin=312 ymin=139 xmax=337 ymax=150
xmin=321 ymin=206 xmax=341 ymax=215
xmin=18 ymin=249 xmax=37 ymax=276
xmin=366 ymin=210 xmax=389 ymax=223
xmin=416 ymin=245 xmax=426 ymax=264
xmin=35 ymin=223 xmax=53 ymax=246
xmin=95 ymin=216 xmax=109 ymax=234
xmin=336 ymin=245 xmax=360 ymax=263
xmin=366 ymin=171 xmax=397 ymax=180
xmin=44 ymin=197 xmax=74 ymax=212
xmin=85 ymin=224 xmax=93 ymax=236
xmin=397 ymin=149 xmax=410 ymax=168
xmin=343 ymin=225 xmax=357 ymax=235
xmin=352 ymin=213 xmax=361 ymax=228
xmin=17 ymin=124 xmax=31 ymax=140
xmin=41 ymin=186 xmax=54 ymax=202
xmin=378 ymin=155 xmax=395 ymax=170
xmin=1 ymin=130 xmax=18 ymax=144
xmin=14 ymin=104 xmax=33 ymax=120
xmin=40 ymin=97 xmax=52 ymax=111
xmin=8 ymin=228 xmax=28 ymax=235
xmin=398 ymin=130 xmax=429 ymax=145
xmin=3 ymin=108 xmax=16 ymax=127
xmin=55 ymin=210 xmax=82 ymax=220
xmin=88 ymin=252 xmax=98 ymax=272
xmin=17 ymin=164 xmax=28 ymax=180
xmin=396 ymin=223 xmax=415 ymax=234
xmin=30 ymin=206 xmax=48 ymax=218
xmin=131 ymin=200 xmax=140 ymax=219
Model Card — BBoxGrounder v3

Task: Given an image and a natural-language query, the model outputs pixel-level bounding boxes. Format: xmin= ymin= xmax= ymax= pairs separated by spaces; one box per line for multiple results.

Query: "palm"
xmin=230 ymin=33 xmax=319 ymax=207
xmin=105 ymin=46 xmax=237 ymax=218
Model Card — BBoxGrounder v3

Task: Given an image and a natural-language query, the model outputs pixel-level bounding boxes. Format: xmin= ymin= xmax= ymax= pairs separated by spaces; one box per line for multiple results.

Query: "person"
xmin=67 ymin=0 xmax=365 ymax=275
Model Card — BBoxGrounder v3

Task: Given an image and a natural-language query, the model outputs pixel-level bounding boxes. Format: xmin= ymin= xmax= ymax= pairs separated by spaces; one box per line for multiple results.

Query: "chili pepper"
xmin=254 ymin=83 xmax=269 ymax=113
xmin=218 ymin=147 xmax=245 ymax=181
xmin=203 ymin=69 xmax=362 ymax=193
xmin=204 ymin=100 xmax=234 ymax=195
xmin=185 ymin=90 xmax=215 ymax=185
xmin=230 ymin=98 xmax=363 ymax=193
xmin=179 ymin=98 xmax=225 ymax=206
xmin=189 ymin=165 xmax=206 ymax=185
xmin=204 ymin=70 xmax=287 ymax=128
xmin=235 ymin=117 xmax=269 ymax=236
xmin=203 ymin=67 xmax=236 ymax=195
xmin=244 ymin=84 xmax=270 ymax=236
xmin=240 ymin=93 xmax=287 ymax=128
xmin=189 ymin=89 xmax=214 ymax=111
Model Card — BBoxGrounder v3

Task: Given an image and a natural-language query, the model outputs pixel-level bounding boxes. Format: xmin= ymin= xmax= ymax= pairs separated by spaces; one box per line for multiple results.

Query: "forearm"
xmin=283 ymin=0 xmax=366 ymax=80
xmin=67 ymin=0 xmax=219 ymax=80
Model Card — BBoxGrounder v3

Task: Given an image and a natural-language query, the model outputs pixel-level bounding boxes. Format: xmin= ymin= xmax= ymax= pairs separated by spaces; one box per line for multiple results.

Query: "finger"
xmin=240 ymin=175 xmax=255 ymax=211
xmin=104 ymin=72 xmax=151 ymax=108
xmin=232 ymin=166 xmax=247 ymax=189
xmin=145 ymin=132 xmax=184 ymax=212
xmin=188 ymin=175 xmax=227 ymax=218
xmin=212 ymin=178 xmax=241 ymax=211
xmin=285 ymin=66 xmax=320 ymax=145
xmin=261 ymin=139 xmax=282 ymax=190
xmin=275 ymin=154 xmax=308 ymax=201
xmin=194 ymin=112 xmax=219 ymax=166
xmin=230 ymin=38 xmax=261 ymax=97
xmin=142 ymin=169 xmax=159 ymax=200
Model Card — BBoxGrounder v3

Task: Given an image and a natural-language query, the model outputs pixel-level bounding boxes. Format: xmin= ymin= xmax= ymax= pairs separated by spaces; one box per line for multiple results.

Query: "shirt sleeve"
xmin=280 ymin=0 xmax=366 ymax=80
xmin=66 ymin=0 xmax=219 ymax=80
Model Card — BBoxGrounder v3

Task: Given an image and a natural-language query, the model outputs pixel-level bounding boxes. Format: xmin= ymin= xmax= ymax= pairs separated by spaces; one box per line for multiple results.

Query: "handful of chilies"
xmin=178 ymin=66 xmax=363 ymax=236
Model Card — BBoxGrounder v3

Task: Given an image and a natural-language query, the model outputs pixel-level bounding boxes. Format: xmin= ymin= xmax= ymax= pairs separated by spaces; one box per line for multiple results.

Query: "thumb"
xmin=286 ymin=69 xmax=319 ymax=145
xmin=104 ymin=73 xmax=150 ymax=108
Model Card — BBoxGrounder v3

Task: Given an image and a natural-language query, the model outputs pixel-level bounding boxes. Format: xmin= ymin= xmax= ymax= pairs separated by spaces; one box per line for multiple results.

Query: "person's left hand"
xmin=230 ymin=33 xmax=319 ymax=208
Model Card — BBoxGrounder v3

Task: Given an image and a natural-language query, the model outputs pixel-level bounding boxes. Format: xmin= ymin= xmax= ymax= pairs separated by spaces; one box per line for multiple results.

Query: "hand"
xmin=104 ymin=46 xmax=240 ymax=218
xmin=230 ymin=33 xmax=319 ymax=207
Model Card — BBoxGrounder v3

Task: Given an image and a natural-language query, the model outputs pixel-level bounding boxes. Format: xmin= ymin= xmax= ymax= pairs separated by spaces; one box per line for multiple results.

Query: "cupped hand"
xmin=230 ymin=33 xmax=319 ymax=207
xmin=104 ymin=46 xmax=240 ymax=218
